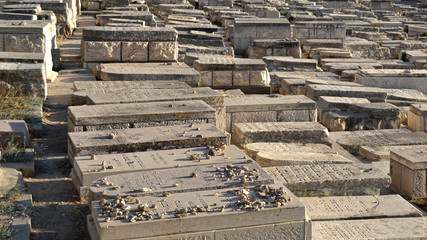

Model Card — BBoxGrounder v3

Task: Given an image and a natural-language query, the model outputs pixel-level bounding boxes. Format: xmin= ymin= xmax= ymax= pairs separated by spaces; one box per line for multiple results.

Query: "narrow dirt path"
xmin=25 ymin=16 xmax=96 ymax=240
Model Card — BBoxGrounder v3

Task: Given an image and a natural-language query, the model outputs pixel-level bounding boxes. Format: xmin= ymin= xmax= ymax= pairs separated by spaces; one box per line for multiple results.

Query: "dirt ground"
xmin=26 ymin=105 xmax=89 ymax=240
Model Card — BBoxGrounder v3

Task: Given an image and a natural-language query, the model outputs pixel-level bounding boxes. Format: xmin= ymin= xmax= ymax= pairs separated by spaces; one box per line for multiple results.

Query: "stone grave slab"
xmin=74 ymin=145 xmax=252 ymax=187
xmin=86 ymin=87 xmax=224 ymax=108
xmin=318 ymin=96 xmax=371 ymax=112
xmin=95 ymin=63 xmax=201 ymax=87
xmin=90 ymin=184 xmax=307 ymax=240
xmin=390 ymin=146 xmax=427 ymax=199
xmin=264 ymin=164 xmax=390 ymax=196
xmin=243 ymin=142 xmax=339 ymax=160
xmin=67 ymin=123 xmax=227 ymax=159
xmin=355 ymin=69 xmax=427 ymax=95
xmin=329 ymin=129 xmax=427 ymax=155
xmin=312 ymin=217 xmax=427 ymax=239
xmin=408 ymin=103 xmax=427 ymax=132
xmin=0 ymin=167 xmax=24 ymax=198
xmin=255 ymin=151 xmax=353 ymax=167
xmin=359 ymin=144 xmax=427 ymax=162
xmin=89 ymin=161 xmax=273 ymax=199
xmin=224 ymin=95 xmax=317 ymax=132
xmin=68 ymin=100 xmax=216 ymax=132
xmin=0 ymin=120 xmax=30 ymax=147
xmin=301 ymin=194 xmax=422 ymax=220
xmin=71 ymin=80 xmax=191 ymax=105
xmin=232 ymin=122 xmax=330 ymax=148
xmin=306 ymin=84 xmax=388 ymax=102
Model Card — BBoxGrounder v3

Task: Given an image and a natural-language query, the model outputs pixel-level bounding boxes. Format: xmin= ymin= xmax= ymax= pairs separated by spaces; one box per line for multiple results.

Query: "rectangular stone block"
xmin=68 ymin=100 xmax=216 ymax=132
xmin=301 ymin=195 xmax=422 ymax=221
xmin=72 ymin=80 xmax=190 ymax=106
xmin=90 ymin=184 xmax=306 ymax=240
xmin=90 ymin=161 xmax=274 ymax=199
xmin=4 ymin=33 xmax=44 ymax=53
xmin=232 ymin=122 xmax=330 ymax=148
xmin=0 ymin=120 xmax=30 ymax=147
xmin=199 ymin=71 xmax=212 ymax=87
xmin=212 ymin=71 xmax=232 ymax=87
xmin=265 ymin=163 xmax=390 ymax=196
xmin=121 ymin=41 xmax=148 ymax=62
xmin=408 ymin=103 xmax=427 ymax=132
xmin=232 ymin=71 xmax=249 ymax=86
xmin=148 ymin=41 xmax=178 ymax=62
xmin=74 ymin=145 xmax=253 ymax=186
xmin=390 ymin=147 xmax=427 ymax=199
xmin=255 ymin=151 xmax=352 ymax=167
xmin=249 ymin=70 xmax=269 ymax=86
xmin=86 ymin=87 xmax=224 ymax=108
xmin=306 ymin=84 xmax=388 ymax=102
xmin=83 ymin=41 xmax=121 ymax=62
xmin=67 ymin=123 xmax=227 ymax=158
xmin=312 ymin=217 xmax=427 ymax=240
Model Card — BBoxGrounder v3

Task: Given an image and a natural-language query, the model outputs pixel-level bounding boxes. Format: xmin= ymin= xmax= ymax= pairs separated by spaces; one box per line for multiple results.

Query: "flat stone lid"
xmin=75 ymin=145 xmax=253 ymax=185
xmin=244 ymin=142 xmax=338 ymax=159
xmin=410 ymin=103 xmax=427 ymax=116
xmin=91 ymin=184 xmax=305 ymax=240
xmin=0 ymin=20 xmax=51 ymax=33
xmin=68 ymin=100 xmax=215 ymax=125
xmin=301 ymin=195 xmax=422 ymax=221
xmin=390 ymin=146 xmax=427 ymax=170
xmin=224 ymin=95 xmax=315 ymax=112
xmin=68 ymin=123 xmax=226 ymax=157
xmin=86 ymin=87 xmax=224 ymax=108
xmin=256 ymin=151 xmax=353 ymax=167
xmin=319 ymin=96 xmax=371 ymax=109
xmin=358 ymin=69 xmax=427 ymax=77
xmin=89 ymin=161 xmax=274 ymax=198
xmin=312 ymin=217 xmax=427 ymax=239
xmin=82 ymin=26 xmax=177 ymax=41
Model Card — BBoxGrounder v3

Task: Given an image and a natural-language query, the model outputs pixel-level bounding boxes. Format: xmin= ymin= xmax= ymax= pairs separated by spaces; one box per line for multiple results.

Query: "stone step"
xmin=301 ymin=195 xmax=423 ymax=221
xmin=264 ymin=163 xmax=390 ymax=196
xmin=312 ymin=217 xmax=427 ymax=239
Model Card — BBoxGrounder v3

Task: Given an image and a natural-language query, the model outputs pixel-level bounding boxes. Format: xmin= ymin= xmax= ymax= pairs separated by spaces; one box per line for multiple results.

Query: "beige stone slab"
xmin=74 ymin=145 xmax=252 ymax=186
xmin=67 ymin=123 xmax=227 ymax=158
xmin=359 ymin=145 xmax=427 ymax=162
xmin=224 ymin=95 xmax=315 ymax=113
xmin=148 ymin=41 xmax=178 ymax=62
xmin=244 ymin=142 xmax=338 ymax=159
xmin=86 ymin=87 xmax=224 ymax=108
xmin=390 ymin=146 xmax=427 ymax=170
xmin=255 ymin=151 xmax=352 ymax=167
xmin=90 ymin=184 xmax=306 ymax=240
xmin=232 ymin=122 xmax=330 ymax=148
xmin=265 ymin=164 xmax=390 ymax=196
xmin=121 ymin=41 xmax=148 ymax=62
xmin=312 ymin=217 xmax=427 ymax=239
xmin=83 ymin=41 xmax=121 ymax=62
xmin=89 ymin=161 xmax=274 ymax=199
xmin=301 ymin=195 xmax=422 ymax=221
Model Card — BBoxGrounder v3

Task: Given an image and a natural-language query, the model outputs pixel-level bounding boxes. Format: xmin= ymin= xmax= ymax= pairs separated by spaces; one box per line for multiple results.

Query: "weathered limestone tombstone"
xmin=246 ymin=39 xmax=301 ymax=59
xmin=232 ymin=122 xmax=330 ymax=148
xmin=306 ymin=84 xmax=388 ymax=102
xmin=67 ymin=123 xmax=227 ymax=159
xmin=0 ymin=120 xmax=30 ymax=147
xmin=265 ymin=163 xmax=391 ymax=196
xmin=3 ymin=4 xmax=42 ymax=15
xmin=89 ymin=184 xmax=310 ymax=240
xmin=73 ymin=145 xmax=252 ymax=191
xmin=301 ymin=195 xmax=422 ymax=221
xmin=89 ymin=161 xmax=273 ymax=199
xmin=358 ymin=144 xmax=427 ymax=162
xmin=93 ymin=63 xmax=201 ymax=87
xmin=95 ymin=13 xmax=156 ymax=26
xmin=294 ymin=21 xmax=346 ymax=44
xmin=390 ymin=147 xmax=427 ymax=199
xmin=81 ymin=26 xmax=178 ymax=66
xmin=233 ymin=18 xmax=291 ymax=55
xmin=269 ymin=71 xmax=339 ymax=94
xmin=321 ymin=102 xmax=401 ymax=131
xmin=224 ymin=95 xmax=317 ymax=132
xmin=71 ymin=80 xmax=191 ymax=105
xmin=329 ymin=129 xmax=427 ymax=156
xmin=312 ymin=217 xmax=427 ymax=239
xmin=355 ymin=69 xmax=427 ymax=95
xmin=408 ymin=103 xmax=427 ymax=132
xmin=85 ymin=87 xmax=224 ymax=108
xmin=254 ymin=151 xmax=353 ymax=167
xmin=68 ymin=100 xmax=216 ymax=132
